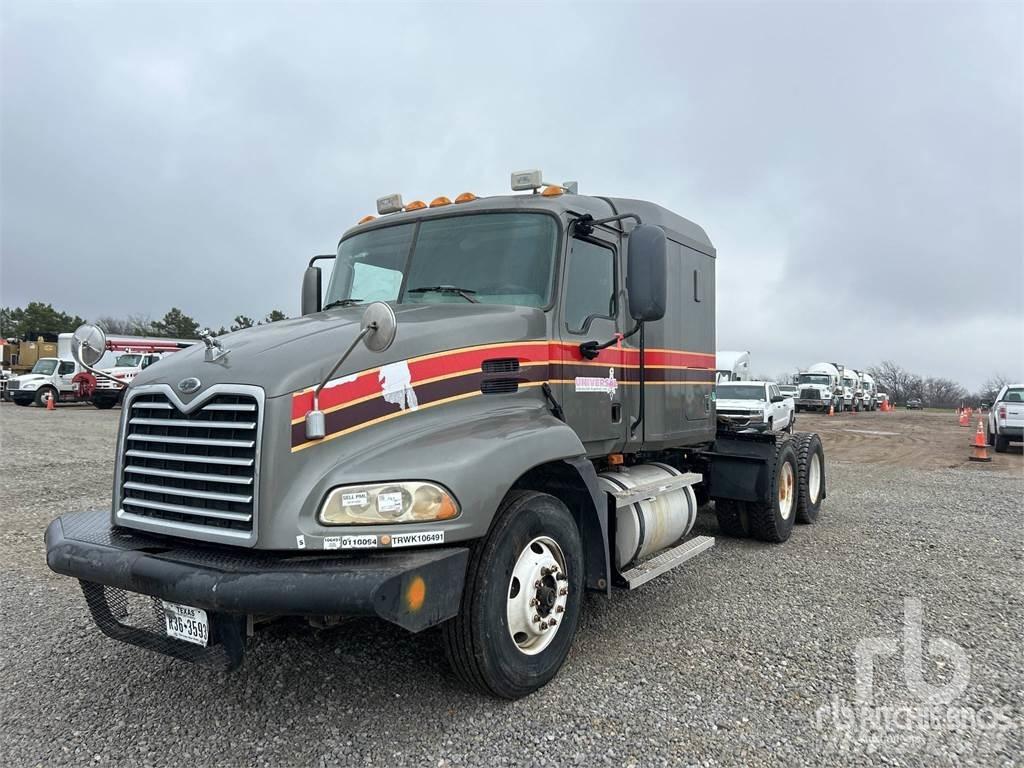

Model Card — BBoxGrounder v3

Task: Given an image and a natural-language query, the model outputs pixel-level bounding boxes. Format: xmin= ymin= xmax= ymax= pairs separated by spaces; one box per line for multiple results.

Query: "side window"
xmin=564 ymin=239 xmax=615 ymax=333
xmin=59 ymin=361 xmax=75 ymax=375
xmin=770 ymin=385 xmax=780 ymax=400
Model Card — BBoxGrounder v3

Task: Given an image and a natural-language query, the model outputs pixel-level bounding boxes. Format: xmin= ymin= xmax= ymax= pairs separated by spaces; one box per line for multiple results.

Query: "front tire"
xmin=442 ymin=490 xmax=583 ymax=699
xmin=34 ymin=387 xmax=56 ymax=407
xmin=92 ymin=399 xmax=116 ymax=410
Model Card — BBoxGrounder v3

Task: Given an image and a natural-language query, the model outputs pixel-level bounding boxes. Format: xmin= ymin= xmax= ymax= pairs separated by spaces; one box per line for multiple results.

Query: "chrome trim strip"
xmin=129 ymin=416 xmax=256 ymax=430
xmin=120 ymin=503 xmax=253 ymax=526
xmin=115 ymin=383 xmax=265 ymax=547
xmin=125 ymin=449 xmax=254 ymax=467
xmin=126 ymin=433 xmax=255 ymax=448
xmin=124 ymin=480 xmax=252 ymax=503
xmin=123 ymin=465 xmax=253 ymax=485
xmin=131 ymin=401 xmax=172 ymax=409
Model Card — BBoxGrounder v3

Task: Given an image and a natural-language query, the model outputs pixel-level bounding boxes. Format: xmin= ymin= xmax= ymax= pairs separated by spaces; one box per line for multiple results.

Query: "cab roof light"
xmin=541 ymin=185 xmax=563 ymax=197
xmin=404 ymin=200 xmax=427 ymax=211
xmin=429 ymin=196 xmax=452 ymax=208
xmin=377 ymin=194 xmax=404 ymax=215
xmin=454 ymin=192 xmax=478 ymax=204
xmin=357 ymin=214 xmax=376 ymax=225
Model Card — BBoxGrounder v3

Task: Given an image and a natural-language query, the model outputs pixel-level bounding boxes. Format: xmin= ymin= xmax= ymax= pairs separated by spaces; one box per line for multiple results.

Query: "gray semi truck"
xmin=45 ymin=171 xmax=827 ymax=698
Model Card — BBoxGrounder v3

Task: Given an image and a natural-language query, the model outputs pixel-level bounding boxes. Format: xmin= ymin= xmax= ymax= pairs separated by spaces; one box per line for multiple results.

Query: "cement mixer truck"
xmin=45 ymin=171 xmax=828 ymax=699
xmin=796 ymin=362 xmax=842 ymax=413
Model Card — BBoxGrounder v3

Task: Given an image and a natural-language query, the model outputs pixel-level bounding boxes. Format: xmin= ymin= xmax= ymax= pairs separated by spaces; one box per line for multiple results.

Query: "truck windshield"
xmin=717 ymin=385 xmax=764 ymax=400
xmin=325 ymin=213 xmax=558 ymax=309
xmin=115 ymin=354 xmax=142 ymax=367
xmin=30 ymin=359 xmax=58 ymax=375
xmin=799 ymin=374 xmax=830 ymax=386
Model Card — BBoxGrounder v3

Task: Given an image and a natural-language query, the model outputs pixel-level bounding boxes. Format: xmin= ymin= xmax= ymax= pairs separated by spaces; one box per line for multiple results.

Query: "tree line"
xmin=0 ymin=301 xmax=289 ymax=341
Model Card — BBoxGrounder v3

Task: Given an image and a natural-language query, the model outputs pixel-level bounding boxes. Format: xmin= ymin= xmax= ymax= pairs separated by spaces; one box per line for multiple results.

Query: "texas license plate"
xmin=161 ymin=601 xmax=209 ymax=646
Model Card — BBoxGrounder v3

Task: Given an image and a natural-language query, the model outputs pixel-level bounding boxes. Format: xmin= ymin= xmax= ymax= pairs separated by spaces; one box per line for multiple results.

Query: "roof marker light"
xmin=405 ymin=200 xmax=427 ymax=211
xmin=454 ymin=192 xmax=478 ymax=203
xmin=357 ymin=214 xmax=376 ymax=225
xmin=541 ymin=185 xmax=563 ymax=197
xmin=429 ymin=196 xmax=452 ymax=208
xmin=377 ymin=194 xmax=404 ymax=215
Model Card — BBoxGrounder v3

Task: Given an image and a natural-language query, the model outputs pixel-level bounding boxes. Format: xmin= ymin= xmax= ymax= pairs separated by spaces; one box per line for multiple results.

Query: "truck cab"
xmin=45 ymin=173 xmax=827 ymax=698
xmin=91 ymin=352 xmax=165 ymax=409
xmin=8 ymin=357 xmax=78 ymax=406
xmin=797 ymin=363 xmax=840 ymax=413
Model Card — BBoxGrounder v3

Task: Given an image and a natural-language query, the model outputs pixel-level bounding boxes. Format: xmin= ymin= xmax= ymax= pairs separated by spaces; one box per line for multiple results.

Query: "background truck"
xmin=715 ymin=381 xmax=795 ymax=432
xmin=858 ymin=371 xmax=877 ymax=411
xmin=45 ymin=171 xmax=827 ymax=699
xmin=986 ymin=383 xmax=1024 ymax=452
xmin=796 ymin=362 xmax=841 ymax=412
xmin=837 ymin=364 xmax=859 ymax=411
xmin=715 ymin=349 xmax=750 ymax=383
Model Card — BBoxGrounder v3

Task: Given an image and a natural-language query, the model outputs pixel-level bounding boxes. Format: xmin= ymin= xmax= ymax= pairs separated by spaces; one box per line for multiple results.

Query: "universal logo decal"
xmin=177 ymin=377 xmax=202 ymax=394
xmin=574 ymin=367 xmax=618 ymax=399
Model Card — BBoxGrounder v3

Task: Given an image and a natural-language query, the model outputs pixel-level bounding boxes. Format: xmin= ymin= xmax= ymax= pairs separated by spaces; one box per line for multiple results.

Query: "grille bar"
xmin=124 ymin=465 xmax=254 ymax=485
xmin=122 ymin=497 xmax=252 ymax=523
xmin=126 ymin=434 xmax=255 ymax=449
xmin=118 ymin=388 xmax=261 ymax=544
xmin=129 ymin=417 xmax=257 ymax=430
xmin=125 ymin=449 xmax=254 ymax=467
xmin=124 ymin=480 xmax=253 ymax=504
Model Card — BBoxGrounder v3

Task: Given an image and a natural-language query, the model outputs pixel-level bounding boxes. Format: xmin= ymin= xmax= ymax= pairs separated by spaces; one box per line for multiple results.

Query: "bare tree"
xmin=95 ymin=314 xmax=154 ymax=335
xmin=980 ymin=374 xmax=1012 ymax=400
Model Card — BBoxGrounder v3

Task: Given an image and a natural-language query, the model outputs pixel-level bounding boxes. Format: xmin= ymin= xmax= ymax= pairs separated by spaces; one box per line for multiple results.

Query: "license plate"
xmin=161 ymin=601 xmax=209 ymax=647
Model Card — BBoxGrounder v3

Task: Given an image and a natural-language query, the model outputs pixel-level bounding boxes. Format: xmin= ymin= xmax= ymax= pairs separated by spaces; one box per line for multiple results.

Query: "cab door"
xmin=57 ymin=360 xmax=76 ymax=393
xmin=557 ymin=232 xmax=625 ymax=456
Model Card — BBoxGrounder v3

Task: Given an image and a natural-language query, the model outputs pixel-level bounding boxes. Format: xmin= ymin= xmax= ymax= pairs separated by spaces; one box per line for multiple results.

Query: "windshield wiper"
xmin=322 ymin=298 xmax=364 ymax=310
xmin=407 ymin=286 xmax=479 ymax=303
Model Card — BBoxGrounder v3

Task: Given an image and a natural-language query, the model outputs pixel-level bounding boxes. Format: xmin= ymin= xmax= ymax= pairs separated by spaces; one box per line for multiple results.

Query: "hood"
xmin=132 ymin=302 xmax=549 ymax=400
xmin=716 ymin=398 xmax=764 ymax=410
xmin=13 ymin=374 xmax=48 ymax=384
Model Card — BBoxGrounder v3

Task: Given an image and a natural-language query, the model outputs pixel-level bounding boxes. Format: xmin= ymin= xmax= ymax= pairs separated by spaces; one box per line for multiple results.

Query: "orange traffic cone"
xmin=828 ymin=404 xmax=834 ymax=416
xmin=958 ymin=409 xmax=969 ymax=426
xmin=969 ymin=419 xmax=991 ymax=462
xmin=46 ymin=392 xmax=56 ymax=411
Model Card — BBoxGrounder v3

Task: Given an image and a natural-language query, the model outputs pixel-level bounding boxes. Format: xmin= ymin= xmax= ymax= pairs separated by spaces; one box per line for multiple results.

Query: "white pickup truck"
xmin=987 ymin=384 xmax=1024 ymax=453
xmin=715 ymin=380 xmax=795 ymax=433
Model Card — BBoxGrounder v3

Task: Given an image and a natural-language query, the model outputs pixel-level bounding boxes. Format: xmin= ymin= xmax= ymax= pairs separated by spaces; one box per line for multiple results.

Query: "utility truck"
xmin=45 ymin=172 xmax=827 ymax=699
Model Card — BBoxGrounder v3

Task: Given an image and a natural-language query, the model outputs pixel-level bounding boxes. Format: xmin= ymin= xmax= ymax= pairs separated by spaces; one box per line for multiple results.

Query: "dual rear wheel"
xmin=714 ymin=432 xmax=824 ymax=542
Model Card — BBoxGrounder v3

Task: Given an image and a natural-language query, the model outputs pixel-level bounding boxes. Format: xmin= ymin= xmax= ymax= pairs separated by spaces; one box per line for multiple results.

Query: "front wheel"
xmin=442 ymin=490 xmax=583 ymax=699
xmin=34 ymin=387 xmax=56 ymax=407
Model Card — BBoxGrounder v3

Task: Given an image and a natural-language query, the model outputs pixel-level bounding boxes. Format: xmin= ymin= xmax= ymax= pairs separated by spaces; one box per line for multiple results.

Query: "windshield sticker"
xmin=341 ymin=534 xmax=378 ymax=549
xmin=377 ymin=492 xmax=404 ymax=514
xmin=575 ymin=368 xmax=618 ymax=400
xmin=341 ymin=491 xmax=368 ymax=508
xmin=390 ymin=531 xmax=445 ymax=547
xmin=379 ymin=361 xmax=419 ymax=411
xmin=295 ymin=534 xmax=306 ymax=549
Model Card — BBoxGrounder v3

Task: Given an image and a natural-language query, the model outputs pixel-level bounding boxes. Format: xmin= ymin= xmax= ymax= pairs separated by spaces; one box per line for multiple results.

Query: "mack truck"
xmin=45 ymin=172 xmax=827 ymax=699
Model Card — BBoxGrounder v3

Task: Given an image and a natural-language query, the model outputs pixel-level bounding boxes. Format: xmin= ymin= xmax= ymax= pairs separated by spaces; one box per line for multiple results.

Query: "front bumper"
xmin=46 ymin=510 xmax=469 ymax=664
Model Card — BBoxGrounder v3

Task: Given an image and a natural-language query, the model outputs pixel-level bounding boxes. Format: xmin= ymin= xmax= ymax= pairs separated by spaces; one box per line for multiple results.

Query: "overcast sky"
xmin=2 ymin=1 xmax=1021 ymax=389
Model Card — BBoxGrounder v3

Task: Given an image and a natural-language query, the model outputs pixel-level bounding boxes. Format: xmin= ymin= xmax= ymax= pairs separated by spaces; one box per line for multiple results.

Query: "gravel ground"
xmin=0 ymin=402 xmax=1021 ymax=767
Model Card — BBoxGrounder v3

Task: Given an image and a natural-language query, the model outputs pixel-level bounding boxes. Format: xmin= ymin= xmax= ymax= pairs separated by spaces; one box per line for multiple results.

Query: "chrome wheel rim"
xmin=506 ymin=536 xmax=568 ymax=655
xmin=808 ymin=453 xmax=822 ymax=504
xmin=779 ymin=462 xmax=795 ymax=520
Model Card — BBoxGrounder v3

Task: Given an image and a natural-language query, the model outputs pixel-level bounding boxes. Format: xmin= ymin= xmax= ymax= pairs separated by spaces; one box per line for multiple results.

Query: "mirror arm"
xmin=630 ymin=323 xmax=646 ymax=436
xmin=311 ymin=324 xmax=373 ymax=411
xmin=572 ymin=212 xmax=642 ymax=237
xmin=308 ymin=254 xmax=336 ymax=268
xmin=579 ymin=321 xmax=641 ymax=360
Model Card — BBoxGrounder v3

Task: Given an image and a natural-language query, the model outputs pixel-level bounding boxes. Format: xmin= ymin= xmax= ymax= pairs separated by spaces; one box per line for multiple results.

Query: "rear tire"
xmin=92 ymin=399 xmax=116 ymax=410
xmin=792 ymin=432 xmax=825 ymax=524
xmin=442 ymin=490 xmax=583 ymax=699
xmin=747 ymin=441 xmax=799 ymax=543
xmin=994 ymin=434 xmax=1010 ymax=453
xmin=714 ymin=499 xmax=750 ymax=538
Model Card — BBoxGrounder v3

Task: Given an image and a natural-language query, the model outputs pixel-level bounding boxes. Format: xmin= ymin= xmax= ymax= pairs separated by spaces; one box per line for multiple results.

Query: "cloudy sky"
xmin=2 ymin=1 xmax=1021 ymax=389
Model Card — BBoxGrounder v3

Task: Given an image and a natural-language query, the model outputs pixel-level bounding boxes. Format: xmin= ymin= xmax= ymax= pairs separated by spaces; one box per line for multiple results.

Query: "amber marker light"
xmin=404 ymin=200 xmax=427 ymax=211
xmin=357 ymin=214 xmax=376 ymax=225
xmin=454 ymin=192 xmax=478 ymax=204
xmin=429 ymin=196 xmax=452 ymax=208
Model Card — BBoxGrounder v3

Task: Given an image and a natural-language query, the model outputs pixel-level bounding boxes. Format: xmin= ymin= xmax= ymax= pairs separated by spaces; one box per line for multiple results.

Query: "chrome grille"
xmin=117 ymin=388 xmax=261 ymax=545
xmin=800 ymin=388 xmax=820 ymax=400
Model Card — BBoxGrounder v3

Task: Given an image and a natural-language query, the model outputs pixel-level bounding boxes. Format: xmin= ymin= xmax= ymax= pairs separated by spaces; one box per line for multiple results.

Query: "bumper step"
xmin=619 ymin=535 xmax=715 ymax=589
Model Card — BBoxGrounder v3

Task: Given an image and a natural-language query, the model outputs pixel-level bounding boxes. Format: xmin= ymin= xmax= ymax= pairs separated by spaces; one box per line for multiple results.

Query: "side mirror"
xmin=626 ymin=225 xmax=667 ymax=322
xmin=71 ymin=324 xmax=107 ymax=368
xmin=771 ymin=394 xmax=784 ymax=403
xmin=301 ymin=266 xmax=322 ymax=316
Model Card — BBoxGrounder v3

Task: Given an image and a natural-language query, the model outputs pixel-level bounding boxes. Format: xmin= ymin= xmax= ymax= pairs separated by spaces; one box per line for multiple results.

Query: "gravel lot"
xmin=1 ymin=403 xmax=1021 ymax=767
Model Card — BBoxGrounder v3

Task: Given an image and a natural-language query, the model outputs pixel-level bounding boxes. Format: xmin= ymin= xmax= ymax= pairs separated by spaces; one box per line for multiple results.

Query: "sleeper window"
xmin=564 ymin=239 xmax=615 ymax=333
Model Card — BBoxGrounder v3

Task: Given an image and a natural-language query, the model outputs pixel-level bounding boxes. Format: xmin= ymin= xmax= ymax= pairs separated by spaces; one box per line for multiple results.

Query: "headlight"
xmin=318 ymin=481 xmax=460 ymax=526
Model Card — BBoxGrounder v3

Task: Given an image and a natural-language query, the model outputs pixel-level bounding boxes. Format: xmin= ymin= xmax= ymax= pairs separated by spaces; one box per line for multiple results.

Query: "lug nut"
xmin=533 ymin=614 xmax=541 ymax=623
xmin=540 ymin=567 xmax=549 ymax=577
xmin=556 ymin=572 xmax=567 ymax=581
xmin=559 ymin=588 xmax=568 ymax=596
xmin=556 ymin=605 xmax=564 ymax=613
xmin=534 ymin=580 xmax=542 ymax=589
xmin=539 ymin=621 xmax=548 ymax=630
xmin=548 ymin=618 xmax=557 ymax=627
xmin=529 ymin=598 xmax=538 ymax=607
